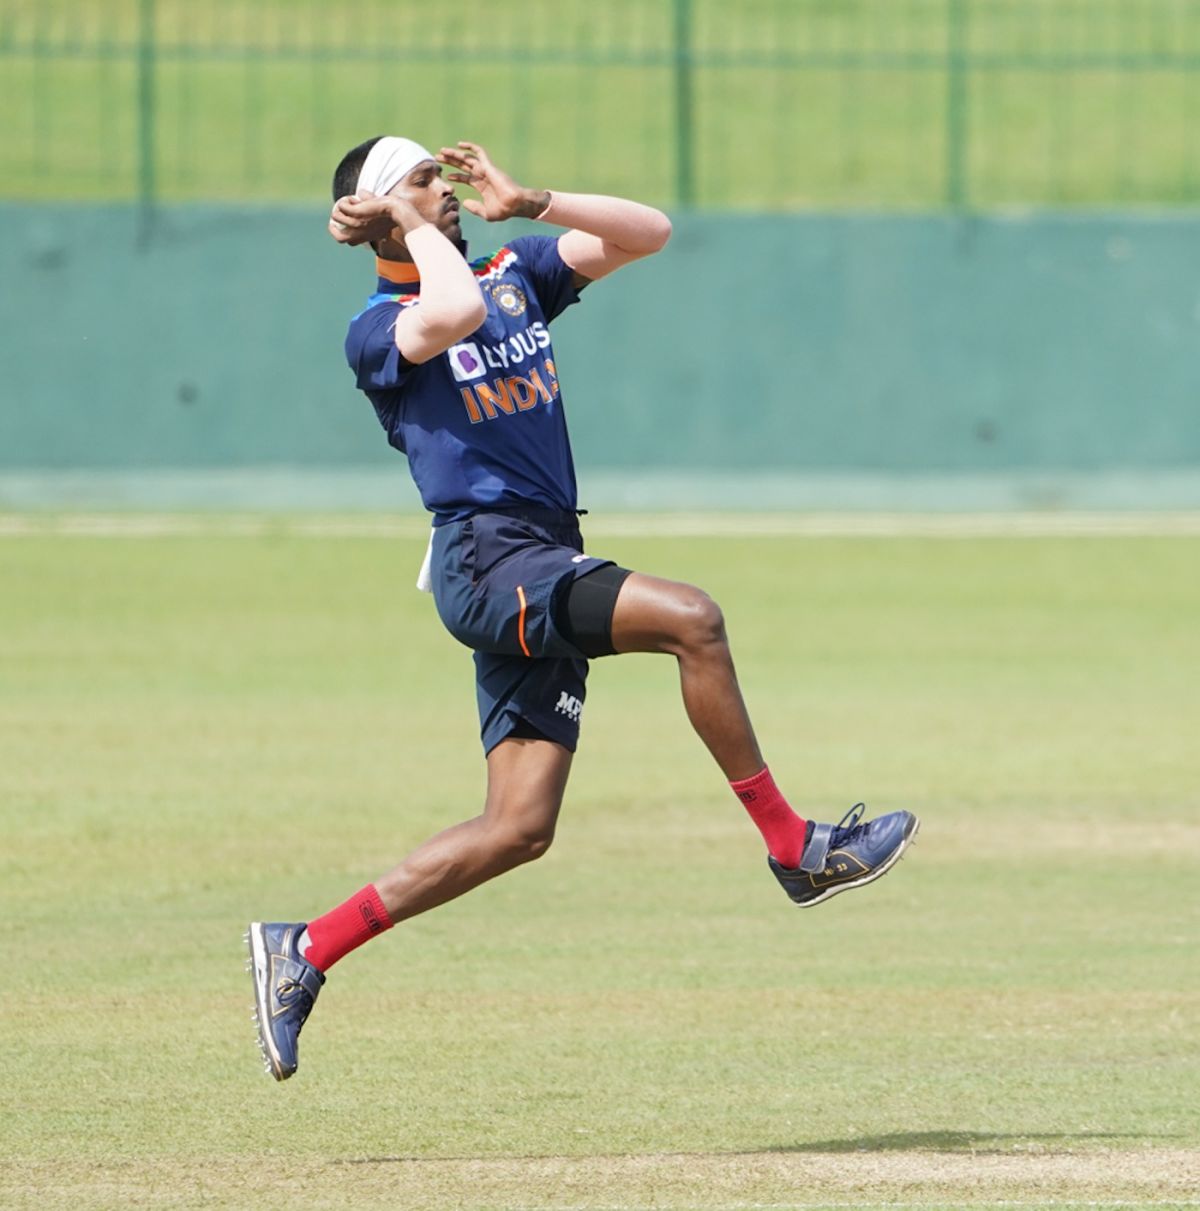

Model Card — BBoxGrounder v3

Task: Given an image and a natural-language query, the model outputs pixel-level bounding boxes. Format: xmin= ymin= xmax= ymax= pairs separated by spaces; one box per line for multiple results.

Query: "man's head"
xmin=331 ymin=136 xmax=384 ymax=203
xmin=332 ymin=135 xmax=463 ymax=254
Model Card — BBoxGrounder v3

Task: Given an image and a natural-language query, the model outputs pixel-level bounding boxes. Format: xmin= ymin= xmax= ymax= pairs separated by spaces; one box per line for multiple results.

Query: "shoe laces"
xmin=276 ymin=978 xmax=314 ymax=1026
xmin=829 ymin=803 xmax=866 ymax=848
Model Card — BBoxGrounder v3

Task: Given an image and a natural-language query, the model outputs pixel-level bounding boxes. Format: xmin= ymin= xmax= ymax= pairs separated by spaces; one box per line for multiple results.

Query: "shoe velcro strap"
xmin=297 ymin=962 xmax=325 ymax=996
xmin=799 ymin=821 xmax=833 ymax=873
xmin=277 ymin=956 xmax=325 ymax=998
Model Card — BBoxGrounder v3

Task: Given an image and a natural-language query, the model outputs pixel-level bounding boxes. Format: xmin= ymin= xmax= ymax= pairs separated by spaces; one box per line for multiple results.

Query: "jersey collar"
xmin=375 ymin=256 xmax=420 ymax=284
xmin=374 ymin=243 xmax=472 ymax=294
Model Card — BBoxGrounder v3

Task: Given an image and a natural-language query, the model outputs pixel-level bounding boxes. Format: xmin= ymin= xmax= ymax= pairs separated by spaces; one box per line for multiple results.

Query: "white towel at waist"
xmin=416 ymin=527 xmax=435 ymax=593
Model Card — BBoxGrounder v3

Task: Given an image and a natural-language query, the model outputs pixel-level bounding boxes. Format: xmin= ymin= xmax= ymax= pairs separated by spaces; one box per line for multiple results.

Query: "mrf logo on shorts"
xmin=554 ymin=691 xmax=583 ymax=724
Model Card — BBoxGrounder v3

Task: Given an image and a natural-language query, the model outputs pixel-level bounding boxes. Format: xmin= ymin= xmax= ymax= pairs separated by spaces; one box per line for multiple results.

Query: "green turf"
xmin=2 ymin=0 xmax=1199 ymax=208
xmin=1 ymin=527 xmax=1198 ymax=1209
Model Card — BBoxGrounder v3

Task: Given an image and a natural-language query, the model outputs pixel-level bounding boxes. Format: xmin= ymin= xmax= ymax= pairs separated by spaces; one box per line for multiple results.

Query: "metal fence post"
xmin=945 ymin=0 xmax=968 ymax=209
xmin=672 ymin=0 xmax=695 ymax=208
xmin=137 ymin=0 xmax=157 ymax=245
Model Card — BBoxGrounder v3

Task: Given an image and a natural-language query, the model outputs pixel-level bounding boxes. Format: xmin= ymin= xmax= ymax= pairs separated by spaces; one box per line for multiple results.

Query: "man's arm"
xmin=332 ymin=193 xmax=486 ymax=365
xmin=539 ymin=192 xmax=672 ymax=285
xmin=438 ymin=142 xmax=671 ymax=285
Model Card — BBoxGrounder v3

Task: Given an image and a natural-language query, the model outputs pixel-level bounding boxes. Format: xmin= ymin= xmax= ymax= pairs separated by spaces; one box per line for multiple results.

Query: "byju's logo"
xmin=554 ymin=691 xmax=583 ymax=724
xmin=448 ymin=342 xmax=486 ymax=382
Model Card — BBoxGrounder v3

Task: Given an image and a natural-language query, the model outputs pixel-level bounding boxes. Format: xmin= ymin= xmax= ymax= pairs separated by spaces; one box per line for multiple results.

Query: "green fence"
xmin=3 ymin=0 xmax=1200 ymax=214
xmin=4 ymin=202 xmax=1200 ymax=510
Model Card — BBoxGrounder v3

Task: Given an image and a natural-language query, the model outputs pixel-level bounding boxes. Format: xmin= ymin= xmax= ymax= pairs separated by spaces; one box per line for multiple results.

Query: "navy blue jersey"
xmin=345 ymin=235 xmax=583 ymax=524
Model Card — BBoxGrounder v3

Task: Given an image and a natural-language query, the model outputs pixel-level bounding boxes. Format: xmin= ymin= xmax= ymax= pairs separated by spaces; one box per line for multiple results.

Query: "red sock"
xmin=300 ymin=884 xmax=393 ymax=972
xmin=730 ymin=767 xmax=809 ymax=869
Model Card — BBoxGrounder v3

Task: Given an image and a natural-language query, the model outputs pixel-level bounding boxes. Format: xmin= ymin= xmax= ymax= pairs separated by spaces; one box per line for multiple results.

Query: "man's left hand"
xmin=438 ymin=141 xmax=549 ymax=223
xmin=329 ymin=192 xmax=400 ymax=246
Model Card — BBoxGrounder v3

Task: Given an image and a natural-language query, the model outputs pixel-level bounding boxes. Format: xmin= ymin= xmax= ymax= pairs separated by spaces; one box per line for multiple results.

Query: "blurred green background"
xmin=6 ymin=0 xmax=1200 ymax=210
xmin=2 ymin=0 xmax=1200 ymax=509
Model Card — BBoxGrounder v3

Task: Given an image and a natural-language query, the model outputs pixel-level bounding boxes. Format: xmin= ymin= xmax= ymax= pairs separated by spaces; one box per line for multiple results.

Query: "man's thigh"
xmin=483 ymin=733 xmax=575 ymax=825
xmin=475 ymin=649 xmax=590 ymax=755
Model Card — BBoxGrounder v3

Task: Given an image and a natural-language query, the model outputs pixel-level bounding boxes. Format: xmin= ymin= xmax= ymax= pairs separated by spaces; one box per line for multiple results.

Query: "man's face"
xmin=392 ymin=159 xmax=462 ymax=244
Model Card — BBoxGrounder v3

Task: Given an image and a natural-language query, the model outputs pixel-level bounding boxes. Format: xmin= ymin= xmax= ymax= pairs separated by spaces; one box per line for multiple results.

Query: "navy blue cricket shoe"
xmin=769 ymin=805 xmax=919 ymax=907
xmin=246 ymin=921 xmax=325 ymax=1081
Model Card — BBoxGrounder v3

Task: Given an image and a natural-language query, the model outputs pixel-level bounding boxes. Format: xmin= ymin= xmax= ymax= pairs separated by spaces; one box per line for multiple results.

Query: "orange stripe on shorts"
xmin=515 ymin=585 xmax=531 ymax=657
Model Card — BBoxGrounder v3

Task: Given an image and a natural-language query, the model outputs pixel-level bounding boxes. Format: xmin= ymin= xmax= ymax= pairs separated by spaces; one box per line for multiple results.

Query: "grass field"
xmin=2 ymin=519 xmax=1199 ymax=1210
xmin=2 ymin=0 xmax=1200 ymax=208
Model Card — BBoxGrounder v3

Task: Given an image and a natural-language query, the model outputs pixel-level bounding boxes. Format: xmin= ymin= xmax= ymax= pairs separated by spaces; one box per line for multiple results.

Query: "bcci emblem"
xmin=492 ymin=283 xmax=527 ymax=317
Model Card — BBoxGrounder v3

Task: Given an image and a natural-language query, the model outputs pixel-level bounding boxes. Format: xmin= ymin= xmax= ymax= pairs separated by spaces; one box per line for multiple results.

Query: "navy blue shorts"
xmin=430 ymin=508 xmax=612 ymax=754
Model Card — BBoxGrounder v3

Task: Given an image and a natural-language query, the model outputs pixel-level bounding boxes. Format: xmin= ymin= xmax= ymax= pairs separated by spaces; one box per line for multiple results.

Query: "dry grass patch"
xmin=4 ymin=1148 xmax=1199 ymax=1211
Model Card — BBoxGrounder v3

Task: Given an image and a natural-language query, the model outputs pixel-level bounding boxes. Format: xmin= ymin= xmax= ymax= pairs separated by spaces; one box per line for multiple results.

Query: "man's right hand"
xmin=328 ymin=192 xmax=428 ymax=247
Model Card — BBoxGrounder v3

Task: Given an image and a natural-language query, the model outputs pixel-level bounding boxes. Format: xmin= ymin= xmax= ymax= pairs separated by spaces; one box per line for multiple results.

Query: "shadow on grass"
xmin=340 ymin=1131 xmax=1181 ymax=1166
xmin=770 ymin=1130 xmax=1164 ymax=1154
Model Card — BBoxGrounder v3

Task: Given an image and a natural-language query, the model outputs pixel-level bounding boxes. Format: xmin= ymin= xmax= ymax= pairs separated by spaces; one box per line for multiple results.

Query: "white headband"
xmin=356 ymin=136 xmax=436 ymax=197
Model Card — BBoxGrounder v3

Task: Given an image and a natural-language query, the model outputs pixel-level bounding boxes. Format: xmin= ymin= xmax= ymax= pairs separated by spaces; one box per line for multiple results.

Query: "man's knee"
xmin=500 ymin=817 xmax=556 ymax=864
xmin=670 ymin=586 xmax=727 ymax=655
xmin=486 ymin=806 xmax=558 ymax=865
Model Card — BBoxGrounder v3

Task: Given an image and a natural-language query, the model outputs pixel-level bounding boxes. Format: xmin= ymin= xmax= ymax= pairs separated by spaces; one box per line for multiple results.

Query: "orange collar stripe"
xmin=375 ymin=257 xmax=422 ymax=284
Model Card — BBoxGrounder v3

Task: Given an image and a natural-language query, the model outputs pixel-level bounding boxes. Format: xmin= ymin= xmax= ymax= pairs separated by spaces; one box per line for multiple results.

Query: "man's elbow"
xmin=422 ymin=296 xmax=488 ymax=344
xmin=394 ymin=296 xmax=488 ymax=363
xmin=460 ymin=295 xmax=489 ymax=332
xmin=621 ymin=210 xmax=672 ymax=257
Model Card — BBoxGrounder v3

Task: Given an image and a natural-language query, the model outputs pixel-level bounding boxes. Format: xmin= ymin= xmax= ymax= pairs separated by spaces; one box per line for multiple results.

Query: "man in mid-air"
xmin=247 ymin=136 xmax=918 ymax=1080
